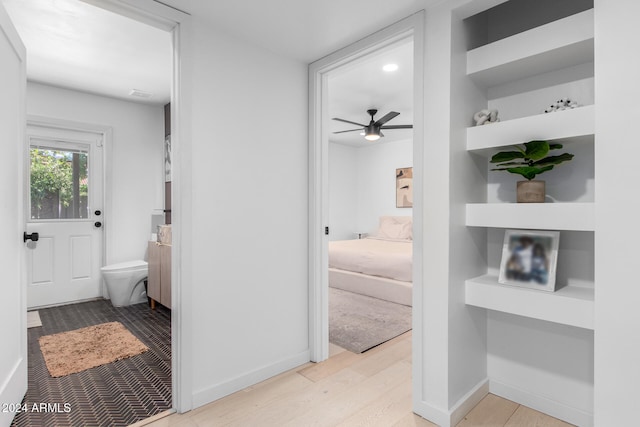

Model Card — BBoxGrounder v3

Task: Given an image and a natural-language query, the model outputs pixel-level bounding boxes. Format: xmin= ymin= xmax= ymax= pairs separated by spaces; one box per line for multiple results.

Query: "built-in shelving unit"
xmin=457 ymin=2 xmax=596 ymax=424
xmin=462 ymin=6 xmax=595 ymax=320
xmin=467 ymin=9 xmax=594 ymax=88
xmin=465 ymin=274 xmax=594 ymax=330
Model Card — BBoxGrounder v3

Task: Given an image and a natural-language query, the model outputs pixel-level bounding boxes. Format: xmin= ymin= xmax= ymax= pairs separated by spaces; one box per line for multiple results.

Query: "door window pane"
xmin=30 ymin=146 xmax=89 ymax=219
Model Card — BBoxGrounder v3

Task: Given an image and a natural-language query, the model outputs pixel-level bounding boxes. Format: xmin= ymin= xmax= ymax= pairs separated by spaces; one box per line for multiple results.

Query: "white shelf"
xmin=467 ymin=105 xmax=594 ymax=151
xmin=466 ymin=203 xmax=595 ymax=231
xmin=465 ymin=274 xmax=594 ymax=330
xmin=467 ymin=9 xmax=594 ymax=88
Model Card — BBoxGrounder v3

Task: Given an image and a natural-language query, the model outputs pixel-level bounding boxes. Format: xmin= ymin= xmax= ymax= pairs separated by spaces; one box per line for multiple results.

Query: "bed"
xmin=328 ymin=216 xmax=413 ymax=306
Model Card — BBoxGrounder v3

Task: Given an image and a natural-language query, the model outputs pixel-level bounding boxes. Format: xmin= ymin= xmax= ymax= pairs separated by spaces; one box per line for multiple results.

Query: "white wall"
xmin=188 ymin=17 xmax=309 ymax=407
xmin=448 ymin=0 xmax=491 ymax=411
xmin=594 ymin=1 xmax=640 ymax=425
xmin=487 ymin=312 xmax=594 ymax=417
xmin=328 ymin=139 xmax=413 ymax=241
xmin=26 ymin=82 xmax=164 ymax=267
xmin=328 ymin=142 xmax=358 ymax=241
xmin=417 ymin=3 xmax=456 ymax=420
xmin=356 ymin=139 xmax=413 ymax=233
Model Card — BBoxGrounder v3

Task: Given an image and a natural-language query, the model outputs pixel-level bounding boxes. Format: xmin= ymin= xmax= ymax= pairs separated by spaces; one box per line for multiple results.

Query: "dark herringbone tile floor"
xmin=12 ymin=299 xmax=172 ymax=427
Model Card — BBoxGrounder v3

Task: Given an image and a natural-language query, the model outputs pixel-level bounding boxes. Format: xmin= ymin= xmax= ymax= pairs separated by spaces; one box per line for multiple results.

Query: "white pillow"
xmin=376 ymin=216 xmax=412 ymax=240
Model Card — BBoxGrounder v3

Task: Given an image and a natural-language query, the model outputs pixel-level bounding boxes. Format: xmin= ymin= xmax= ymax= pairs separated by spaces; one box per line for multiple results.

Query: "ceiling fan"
xmin=332 ymin=109 xmax=413 ymax=141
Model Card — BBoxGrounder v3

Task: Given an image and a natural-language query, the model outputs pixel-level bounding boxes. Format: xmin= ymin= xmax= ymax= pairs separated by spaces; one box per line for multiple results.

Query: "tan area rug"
xmin=39 ymin=321 xmax=149 ymax=377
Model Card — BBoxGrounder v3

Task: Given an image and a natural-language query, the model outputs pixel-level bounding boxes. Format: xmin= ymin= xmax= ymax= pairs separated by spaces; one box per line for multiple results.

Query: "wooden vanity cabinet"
xmin=148 ymin=241 xmax=171 ymax=309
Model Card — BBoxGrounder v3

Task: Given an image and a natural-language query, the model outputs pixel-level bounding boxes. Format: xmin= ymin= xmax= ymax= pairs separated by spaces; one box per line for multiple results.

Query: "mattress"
xmin=328 ymin=237 xmax=412 ymax=282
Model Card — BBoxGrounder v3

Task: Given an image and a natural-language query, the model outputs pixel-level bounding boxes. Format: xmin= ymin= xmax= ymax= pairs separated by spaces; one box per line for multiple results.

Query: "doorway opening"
xmin=3 ymin=0 xmax=189 ymax=424
xmin=308 ymin=13 xmax=425 ymax=396
xmin=325 ymin=38 xmax=414 ymax=357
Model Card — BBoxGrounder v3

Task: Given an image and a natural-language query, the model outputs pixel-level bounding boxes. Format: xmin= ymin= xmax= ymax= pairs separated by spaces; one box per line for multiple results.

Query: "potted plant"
xmin=490 ymin=140 xmax=574 ymax=203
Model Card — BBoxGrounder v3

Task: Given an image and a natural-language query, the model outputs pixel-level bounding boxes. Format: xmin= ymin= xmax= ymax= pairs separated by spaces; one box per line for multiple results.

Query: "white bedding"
xmin=328 ymin=237 xmax=412 ymax=282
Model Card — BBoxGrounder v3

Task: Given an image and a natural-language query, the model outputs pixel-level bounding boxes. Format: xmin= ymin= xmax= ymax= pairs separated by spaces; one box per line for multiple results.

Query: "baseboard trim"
xmin=0 ymin=357 xmax=27 ymax=427
xmin=413 ymin=378 xmax=489 ymax=427
xmin=490 ymin=380 xmax=593 ymax=427
xmin=450 ymin=378 xmax=490 ymax=426
xmin=413 ymin=400 xmax=451 ymax=427
xmin=191 ymin=350 xmax=311 ymax=409
xmin=127 ymin=409 xmax=175 ymax=427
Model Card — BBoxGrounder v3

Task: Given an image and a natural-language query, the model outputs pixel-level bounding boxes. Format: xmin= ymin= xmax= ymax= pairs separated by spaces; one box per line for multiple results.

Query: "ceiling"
xmin=2 ymin=0 xmax=172 ymax=105
xmin=1 ymin=0 xmax=427 ymax=111
xmin=328 ymin=40 xmax=413 ymax=147
xmin=161 ymin=0 xmax=431 ymax=64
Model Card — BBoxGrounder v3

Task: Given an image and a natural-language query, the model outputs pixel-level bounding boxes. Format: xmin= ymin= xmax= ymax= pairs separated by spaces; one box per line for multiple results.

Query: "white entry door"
xmin=26 ymin=124 xmax=104 ymax=309
xmin=0 ymin=3 xmax=27 ymax=426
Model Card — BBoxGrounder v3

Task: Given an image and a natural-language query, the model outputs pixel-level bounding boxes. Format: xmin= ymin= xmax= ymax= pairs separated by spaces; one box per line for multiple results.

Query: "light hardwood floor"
xmin=141 ymin=332 xmax=573 ymax=427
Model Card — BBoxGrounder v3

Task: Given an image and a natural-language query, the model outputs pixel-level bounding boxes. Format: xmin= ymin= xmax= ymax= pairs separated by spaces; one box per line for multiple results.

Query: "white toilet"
xmin=100 ymin=260 xmax=149 ymax=307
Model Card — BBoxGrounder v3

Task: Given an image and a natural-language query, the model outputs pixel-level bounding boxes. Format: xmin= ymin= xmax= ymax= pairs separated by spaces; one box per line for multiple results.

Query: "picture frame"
xmin=498 ymin=229 xmax=560 ymax=292
xmin=396 ymin=167 xmax=413 ymax=208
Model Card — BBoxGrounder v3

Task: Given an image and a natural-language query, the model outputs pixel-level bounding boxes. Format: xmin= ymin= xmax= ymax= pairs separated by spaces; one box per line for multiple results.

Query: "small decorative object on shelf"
xmin=473 ymin=108 xmax=500 ymax=126
xmin=498 ymin=229 xmax=560 ymax=292
xmin=490 ymin=140 xmax=574 ymax=203
xmin=543 ymin=98 xmax=579 ymax=113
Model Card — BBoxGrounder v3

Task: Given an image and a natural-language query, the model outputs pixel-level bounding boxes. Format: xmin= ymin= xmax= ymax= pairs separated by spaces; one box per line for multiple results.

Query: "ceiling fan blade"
xmin=380 ymin=124 xmax=413 ymax=129
xmin=374 ymin=111 xmax=400 ymax=126
xmin=332 ymin=117 xmax=367 ymax=127
xmin=333 ymin=128 xmax=363 ymax=134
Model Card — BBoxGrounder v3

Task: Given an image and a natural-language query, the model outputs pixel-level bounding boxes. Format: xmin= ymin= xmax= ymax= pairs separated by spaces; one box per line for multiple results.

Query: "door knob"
xmin=23 ymin=232 xmax=39 ymax=242
xmin=94 ymin=221 xmax=102 ymax=228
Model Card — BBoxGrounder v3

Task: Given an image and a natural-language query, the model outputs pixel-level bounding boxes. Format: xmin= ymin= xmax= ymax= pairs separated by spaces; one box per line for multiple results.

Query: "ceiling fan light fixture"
xmin=332 ymin=109 xmax=411 ymax=141
xmin=364 ymin=126 xmax=381 ymax=141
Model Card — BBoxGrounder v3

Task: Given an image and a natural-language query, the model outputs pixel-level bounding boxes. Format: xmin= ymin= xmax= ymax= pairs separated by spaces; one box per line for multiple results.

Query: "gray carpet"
xmin=329 ymin=287 xmax=412 ymax=354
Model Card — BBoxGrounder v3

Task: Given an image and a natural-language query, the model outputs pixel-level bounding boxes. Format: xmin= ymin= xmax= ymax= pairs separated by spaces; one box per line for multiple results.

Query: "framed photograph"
xmin=396 ymin=167 xmax=413 ymax=208
xmin=498 ymin=229 xmax=560 ymax=292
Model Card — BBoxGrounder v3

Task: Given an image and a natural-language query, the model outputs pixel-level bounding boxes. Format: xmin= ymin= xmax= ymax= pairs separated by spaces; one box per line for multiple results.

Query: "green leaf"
xmin=490 ymin=139 xmax=574 ymax=181
xmin=532 ymin=153 xmax=574 ymax=167
xmin=491 ymin=161 xmax=528 ymax=167
xmin=503 ymin=165 xmax=555 ymax=180
xmin=523 ymin=140 xmax=549 ymax=161
xmin=490 ymin=151 xmax=525 ymax=163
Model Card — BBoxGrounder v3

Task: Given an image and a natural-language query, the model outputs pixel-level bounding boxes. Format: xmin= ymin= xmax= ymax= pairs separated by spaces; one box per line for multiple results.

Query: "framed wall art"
xmin=396 ymin=167 xmax=413 ymax=208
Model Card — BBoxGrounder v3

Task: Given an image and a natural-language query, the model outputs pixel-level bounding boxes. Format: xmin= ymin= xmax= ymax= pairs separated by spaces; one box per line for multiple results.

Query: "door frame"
xmin=80 ymin=0 xmax=194 ymax=413
xmin=25 ymin=116 xmax=109 ymax=307
xmin=0 ymin=2 xmax=27 ymax=424
xmin=307 ymin=9 xmax=425 ymax=397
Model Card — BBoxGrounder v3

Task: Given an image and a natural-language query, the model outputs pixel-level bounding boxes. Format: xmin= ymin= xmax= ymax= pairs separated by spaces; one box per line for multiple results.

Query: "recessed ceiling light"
xmin=383 ymin=63 xmax=399 ymax=72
